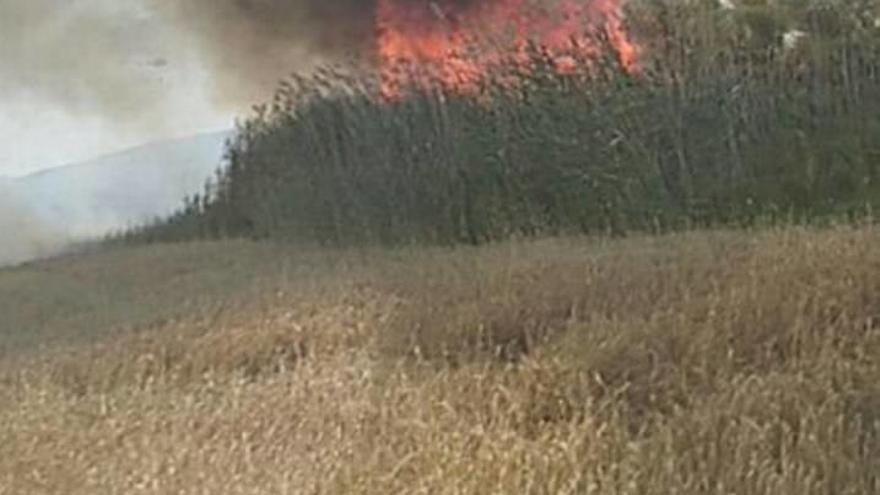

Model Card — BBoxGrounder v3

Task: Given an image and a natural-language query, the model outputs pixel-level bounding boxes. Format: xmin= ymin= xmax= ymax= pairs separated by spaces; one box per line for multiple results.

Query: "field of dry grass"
xmin=2 ymin=227 xmax=880 ymax=494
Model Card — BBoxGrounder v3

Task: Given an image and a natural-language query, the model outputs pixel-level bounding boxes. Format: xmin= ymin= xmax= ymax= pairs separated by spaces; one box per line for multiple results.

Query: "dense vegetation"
xmin=127 ymin=0 xmax=880 ymax=245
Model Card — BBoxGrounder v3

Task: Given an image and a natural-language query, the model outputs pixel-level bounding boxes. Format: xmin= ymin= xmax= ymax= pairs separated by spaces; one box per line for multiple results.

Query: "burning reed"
xmin=124 ymin=1 xmax=880 ymax=246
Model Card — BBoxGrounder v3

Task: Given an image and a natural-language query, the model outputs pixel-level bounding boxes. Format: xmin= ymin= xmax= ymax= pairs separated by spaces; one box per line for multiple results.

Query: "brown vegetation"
xmin=2 ymin=226 xmax=880 ymax=493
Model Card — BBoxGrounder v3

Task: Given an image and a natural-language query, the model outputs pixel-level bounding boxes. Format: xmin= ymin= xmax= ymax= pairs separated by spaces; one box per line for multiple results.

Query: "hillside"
xmin=1 ymin=227 xmax=879 ymax=493
xmin=0 ymin=131 xmax=230 ymax=265
xmin=13 ymin=131 xmax=232 ymax=237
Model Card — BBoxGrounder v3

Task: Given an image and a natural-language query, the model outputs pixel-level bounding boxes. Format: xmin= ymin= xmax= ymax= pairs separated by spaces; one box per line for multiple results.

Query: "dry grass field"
xmin=2 ymin=227 xmax=880 ymax=494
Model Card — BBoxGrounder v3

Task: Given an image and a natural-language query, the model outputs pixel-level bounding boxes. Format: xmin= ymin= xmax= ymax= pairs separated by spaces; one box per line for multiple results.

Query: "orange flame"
xmin=376 ymin=0 xmax=639 ymax=98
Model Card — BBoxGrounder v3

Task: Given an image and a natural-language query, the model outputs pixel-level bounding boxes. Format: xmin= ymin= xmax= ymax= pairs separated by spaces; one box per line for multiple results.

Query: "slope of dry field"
xmin=2 ymin=227 xmax=879 ymax=494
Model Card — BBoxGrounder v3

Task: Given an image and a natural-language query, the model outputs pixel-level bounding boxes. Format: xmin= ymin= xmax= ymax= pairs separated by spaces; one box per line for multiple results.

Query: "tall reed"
xmin=124 ymin=1 xmax=880 ymax=246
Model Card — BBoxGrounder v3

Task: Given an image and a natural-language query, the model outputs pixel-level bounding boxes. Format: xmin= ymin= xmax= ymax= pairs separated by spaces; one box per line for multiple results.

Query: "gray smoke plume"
xmin=0 ymin=0 xmax=489 ymax=121
xmin=0 ymin=0 xmax=179 ymax=125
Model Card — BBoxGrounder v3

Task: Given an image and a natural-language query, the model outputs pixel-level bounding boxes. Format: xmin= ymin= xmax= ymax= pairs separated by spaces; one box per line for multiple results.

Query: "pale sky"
xmin=0 ymin=0 xmax=234 ymax=178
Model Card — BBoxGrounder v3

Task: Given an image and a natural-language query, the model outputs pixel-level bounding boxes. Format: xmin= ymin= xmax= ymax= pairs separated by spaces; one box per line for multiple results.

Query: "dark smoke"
xmin=149 ymin=0 xmax=485 ymax=108
xmin=148 ymin=0 xmax=370 ymax=107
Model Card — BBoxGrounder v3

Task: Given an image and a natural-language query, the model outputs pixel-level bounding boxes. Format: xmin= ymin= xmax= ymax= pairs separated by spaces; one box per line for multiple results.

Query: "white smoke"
xmin=0 ymin=181 xmax=67 ymax=266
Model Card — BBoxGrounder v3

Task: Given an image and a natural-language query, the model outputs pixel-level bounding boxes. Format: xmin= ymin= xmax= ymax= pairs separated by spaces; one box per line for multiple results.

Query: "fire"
xmin=376 ymin=0 xmax=639 ymax=98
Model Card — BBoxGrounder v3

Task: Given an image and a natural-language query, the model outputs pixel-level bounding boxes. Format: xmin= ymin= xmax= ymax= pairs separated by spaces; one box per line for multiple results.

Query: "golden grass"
xmin=2 ymin=227 xmax=880 ymax=494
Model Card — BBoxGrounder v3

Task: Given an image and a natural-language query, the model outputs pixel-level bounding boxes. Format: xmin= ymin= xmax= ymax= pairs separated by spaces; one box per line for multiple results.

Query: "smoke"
xmin=148 ymin=0 xmax=379 ymax=107
xmin=148 ymin=0 xmax=485 ymax=108
xmin=0 ymin=182 xmax=66 ymax=266
xmin=3 ymin=0 xmax=623 ymax=127
xmin=0 ymin=0 xmax=491 ymax=123
xmin=1 ymin=0 xmax=623 ymax=142
xmin=0 ymin=0 xmax=179 ymax=126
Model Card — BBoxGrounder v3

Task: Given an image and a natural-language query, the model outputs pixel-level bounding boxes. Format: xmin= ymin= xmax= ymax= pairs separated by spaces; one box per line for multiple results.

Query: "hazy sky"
xmin=0 ymin=0 xmax=233 ymax=177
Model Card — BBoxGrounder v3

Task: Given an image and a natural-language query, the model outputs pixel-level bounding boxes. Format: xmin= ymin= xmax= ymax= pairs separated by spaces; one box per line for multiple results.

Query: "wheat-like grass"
xmin=2 ymin=226 xmax=879 ymax=493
